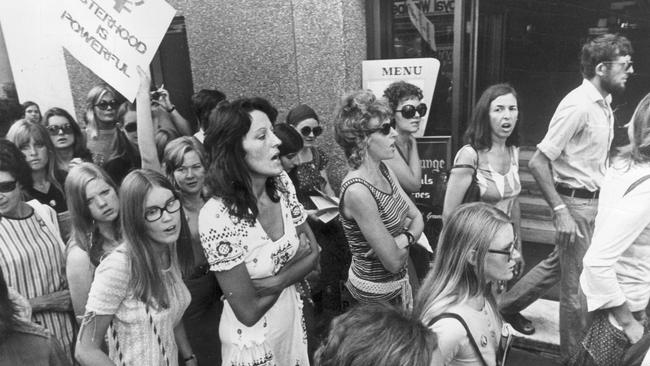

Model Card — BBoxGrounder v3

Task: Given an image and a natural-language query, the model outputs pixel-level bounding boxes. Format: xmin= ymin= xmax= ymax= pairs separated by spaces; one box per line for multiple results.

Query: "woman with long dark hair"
xmin=43 ymin=107 xmax=92 ymax=171
xmin=199 ymin=98 xmax=319 ymax=365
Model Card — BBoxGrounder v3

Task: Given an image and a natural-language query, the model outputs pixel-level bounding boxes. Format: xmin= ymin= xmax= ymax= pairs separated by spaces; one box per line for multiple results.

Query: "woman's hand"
xmin=29 ymin=289 xmax=72 ymax=312
xmin=623 ymin=319 xmax=644 ymax=344
xmin=152 ymin=86 xmax=174 ymax=112
xmin=136 ymin=66 xmax=151 ymax=94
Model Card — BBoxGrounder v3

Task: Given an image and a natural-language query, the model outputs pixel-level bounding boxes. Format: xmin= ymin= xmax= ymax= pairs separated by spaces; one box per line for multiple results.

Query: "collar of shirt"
xmin=580 ymin=78 xmax=612 ymax=106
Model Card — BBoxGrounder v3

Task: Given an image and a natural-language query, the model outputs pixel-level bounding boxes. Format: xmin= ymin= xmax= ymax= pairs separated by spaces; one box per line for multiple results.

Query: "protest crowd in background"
xmin=2 ymin=31 xmax=650 ymax=366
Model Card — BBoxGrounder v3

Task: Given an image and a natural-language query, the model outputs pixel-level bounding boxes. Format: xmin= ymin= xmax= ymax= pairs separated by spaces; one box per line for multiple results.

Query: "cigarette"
xmin=576 ymin=229 xmax=584 ymax=239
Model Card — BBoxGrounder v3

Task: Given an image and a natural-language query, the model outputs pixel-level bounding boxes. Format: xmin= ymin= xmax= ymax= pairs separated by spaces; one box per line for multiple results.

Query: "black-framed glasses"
xmin=94 ymin=100 xmax=120 ymax=111
xmin=602 ymin=60 xmax=634 ymax=71
xmin=396 ymin=103 xmax=427 ymax=119
xmin=299 ymin=126 xmax=323 ymax=137
xmin=488 ymin=241 xmax=517 ymax=260
xmin=124 ymin=123 xmax=137 ymax=133
xmin=0 ymin=180 xmax=17 ymax=193
xmin=144 ymin=198 xmax=181 ymax=222
xmin=46 ymin=123 xmax=73 ymax=136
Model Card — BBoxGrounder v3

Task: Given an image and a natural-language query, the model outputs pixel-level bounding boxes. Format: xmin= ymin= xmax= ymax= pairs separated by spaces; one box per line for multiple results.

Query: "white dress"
xmin=199 ymin=172 xmax=309 ymax=366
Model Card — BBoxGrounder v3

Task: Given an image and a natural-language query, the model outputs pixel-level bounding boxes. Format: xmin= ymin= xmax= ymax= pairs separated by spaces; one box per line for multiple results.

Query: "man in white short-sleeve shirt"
xmin=499 ymin=33 xmax=634 ymax=361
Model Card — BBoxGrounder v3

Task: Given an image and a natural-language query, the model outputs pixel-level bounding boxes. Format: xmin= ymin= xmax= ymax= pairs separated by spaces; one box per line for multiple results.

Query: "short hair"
xmin=0 ymin=139 xmax=32 ymax=191
xmin=619 ymin=93 xmax=650 ymax=164
xmin=286 ymin=104 xmax=319 ymax=126
xmin=581 ymin=33 xmax=633 ymax=79
xmin=163 ymin=136 xmax=207 ymax=188
xmin=415 ymin=202 xmax=512 ymax=322
xmin=191 ymin=89 xmax=226 ymax=132
xmin=204 ymin=98 xmax=280 ymax=222
xmin=314 ymin=303 xmax=438 ymax=366
xmin=155 ymin=128 xmax=181 ymax=162
xmin=464 ymin=83 xmax=520 ymax=150
xmin=43 ymin=107 xmax=92 ymax=163
xmin=6 ymin=120 xmax=64 ymax=194
xmin=383 ymin=81 xmax=424 ymax=112
xmin=274 ymin=123 xmax=304 ymax=156
xmin=65 ymin=163 xmax=119 ymax=264
xmin=119 ymin=169 xmax=187 ymax=309
xmin=334 ymin=90 xmax=392 ymax=169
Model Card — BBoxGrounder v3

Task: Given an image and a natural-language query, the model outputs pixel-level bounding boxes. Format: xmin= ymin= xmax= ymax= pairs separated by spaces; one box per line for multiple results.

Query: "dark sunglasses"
xmin=396 ymin=103 xmax=427 ymax=119
xmin=124 ymin=123 xmax=137 ymax=133
xmin=364 ymin=122 xmax=392 ymax=136
xmin=299 ymin=126 xmax=323 ymax=137
xmin=46 ymin=123 xmax=73 ymax=136
xmin=0 ymin=180 xmax=17 ymax=193
xmin=94 ymin=100 xmax=120 ymax=111
xmin=602 ymin=60 xmax=634 ymax=71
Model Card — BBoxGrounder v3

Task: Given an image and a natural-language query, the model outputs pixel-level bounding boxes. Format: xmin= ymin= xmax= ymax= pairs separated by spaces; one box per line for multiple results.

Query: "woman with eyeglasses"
xmin=76 ymin=169 xmax=196 ymax=366
xmin=132 ymin=67 xmax=221 ymax=365
xmin=22 ymin=100 xmax=41 ymax=124
xmin=416 ymin=202 xmax=516 ymax=366
xmin=43 ymin=107 xmax=93 ymax=172
xmin=84 ymin=84 xmax=140 ymax=184
xmin=6 ymin=120 xmax=68 ymax=214
xmin=0 ymin=139 xmax=76 ymax=363
xmin=442 ymin=84 xmax=531 ymax=335
xmin=64 ymin=163 xmax=121 ymax=319
xmin=199 ymin=98 xmax=319 ymax=365
xmin=334 ymin=90 xmax=424 ymax=307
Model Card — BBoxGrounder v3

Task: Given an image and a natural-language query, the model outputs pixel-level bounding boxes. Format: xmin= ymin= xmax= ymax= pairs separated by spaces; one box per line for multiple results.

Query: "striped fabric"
xmin=0 ymin=210 xmax=76 ymax=362
xmin=339 ymin=163 xmax=410 ymax=303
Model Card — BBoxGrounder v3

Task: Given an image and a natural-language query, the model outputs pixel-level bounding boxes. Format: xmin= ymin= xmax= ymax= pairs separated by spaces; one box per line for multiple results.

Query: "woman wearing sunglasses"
xmin=0 ymin=139 xmax=76 ymax=363
xmin=442 ymin=84 xmax=531 ymax=335
xmin=334 ymin=90 xmax=423 ymax=307
xmin=6 ymin=120 xmax=68 ymax=214
xmin=84 ymin=84 xmax=140 ymax=184
xmin=43 ymin=107 xmax=93 ymax=172
xmin=416 ymin=202 xmax=516 ymax=366
xmin=64 ymin=163 xmax=121 ymax=319
xmin=76 ymin=169 xmax=196 ymax=366
xmin=286 ymin=104 xmax=351 ymax=319
xmin=382 ymin=81 xmax=426 ymax=194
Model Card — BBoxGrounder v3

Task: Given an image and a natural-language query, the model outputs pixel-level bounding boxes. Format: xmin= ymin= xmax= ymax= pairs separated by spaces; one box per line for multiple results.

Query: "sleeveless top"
xmin=339 ymin=163 xmax=410 ymax=304
xmin=454 ymin=145 xmax=521 ymax=216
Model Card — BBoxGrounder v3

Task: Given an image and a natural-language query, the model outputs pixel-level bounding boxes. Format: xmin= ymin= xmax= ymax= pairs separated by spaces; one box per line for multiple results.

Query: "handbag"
xmin=450 ymin=146 xmax=481 ymax=203
xmin=429 ymin=312 xmax=512 ymax=366
xmin=567 ymin=311 xmax=629 ymax=366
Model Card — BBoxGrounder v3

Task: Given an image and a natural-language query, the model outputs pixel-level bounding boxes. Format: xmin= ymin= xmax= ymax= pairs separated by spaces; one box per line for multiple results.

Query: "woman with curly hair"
xmin=334 ymin=89 xmax=424 ymax=307
xmin=43 ymin=107 xmax=93 ymax=171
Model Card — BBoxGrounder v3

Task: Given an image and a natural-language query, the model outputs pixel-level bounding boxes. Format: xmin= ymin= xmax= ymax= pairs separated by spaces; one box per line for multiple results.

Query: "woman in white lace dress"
xmin=199 ymin=98 xmax=319 ymax=366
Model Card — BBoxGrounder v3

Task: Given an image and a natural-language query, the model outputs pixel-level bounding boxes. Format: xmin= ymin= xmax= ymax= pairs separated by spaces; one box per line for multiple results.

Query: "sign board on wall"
xmin=362 ymin=58 xmax=440 ymax=137
xmin=413 ymin=136 xmax=451 ymax=250
xmin=53 ymin=0 xmax=176 ymax=101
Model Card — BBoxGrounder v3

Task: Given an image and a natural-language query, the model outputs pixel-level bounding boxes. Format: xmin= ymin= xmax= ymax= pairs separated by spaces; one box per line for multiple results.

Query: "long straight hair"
xmin=84 ymin=85 xmax=120 ymax=139
xmin=119 ymin=169 xmax=188 ymax=308
xmin=43 ymin=107 xmax=92 ymax=168
xmin=618 ymin=93 xmax=650 ymax=165
xmin=414 ymin=202 xmax=512 ymax=323
xmin=65 ymin=163 xmax=120 ymax=263
xmin=6 ymin=119 xmax=65 ymax=195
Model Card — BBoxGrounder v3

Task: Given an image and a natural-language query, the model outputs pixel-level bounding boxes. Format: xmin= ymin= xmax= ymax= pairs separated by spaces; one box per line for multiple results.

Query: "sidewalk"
xmin=511 ymin=298 xmax=561 ymax=364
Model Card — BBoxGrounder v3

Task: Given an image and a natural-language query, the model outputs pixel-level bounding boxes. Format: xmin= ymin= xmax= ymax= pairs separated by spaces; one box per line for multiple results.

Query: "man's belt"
xmin=555 ymin=184 xmax=599 ymax=199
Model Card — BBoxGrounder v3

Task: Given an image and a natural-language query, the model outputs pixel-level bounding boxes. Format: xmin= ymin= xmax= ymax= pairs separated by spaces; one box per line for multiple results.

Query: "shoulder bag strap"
xmin=429 ymin=312 xmax=489 ymax=366
xmin=624 ymin=174 xmax=650 ymax=197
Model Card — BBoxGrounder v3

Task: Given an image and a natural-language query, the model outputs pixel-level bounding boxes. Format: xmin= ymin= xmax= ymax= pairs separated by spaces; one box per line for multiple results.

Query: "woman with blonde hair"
xmin=577 ymin=93 xmax=650 ymax=363
xmin=334 ymin=89 xmax=424 ymax=307
xmin=64 ymin=163 xmax=121 ymax=319
xmin=415 ymin=202 xmax=517 ymax=365
xmin=6 ymin=119 xmax=68 ymax=213
xmin=75 ymin=169 xmax=195 ymax=366
xmin=84 ymin=84 xmax=139 ymax=184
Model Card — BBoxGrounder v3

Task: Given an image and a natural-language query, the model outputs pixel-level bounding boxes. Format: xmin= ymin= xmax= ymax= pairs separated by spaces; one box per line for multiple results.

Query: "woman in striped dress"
xmin=0 ymin=139 xmax=76 ymax=362
xmin=334 ymin=90 xmax=424 ymax=307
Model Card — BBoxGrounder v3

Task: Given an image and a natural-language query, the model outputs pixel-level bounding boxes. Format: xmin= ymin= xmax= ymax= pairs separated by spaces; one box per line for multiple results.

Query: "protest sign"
xmin=54 ymin=0 xmax=176 ymax=101
xmin=362 ymin=58 xmax=440 ymax=137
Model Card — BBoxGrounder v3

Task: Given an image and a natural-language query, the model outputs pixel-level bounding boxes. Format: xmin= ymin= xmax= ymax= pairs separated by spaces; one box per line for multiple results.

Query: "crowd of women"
xmin=3 ymin=62 xmax=650 ymax=366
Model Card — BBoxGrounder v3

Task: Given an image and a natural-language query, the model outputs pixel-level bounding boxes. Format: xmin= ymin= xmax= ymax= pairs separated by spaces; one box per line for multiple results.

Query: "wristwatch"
xmin=403 ymin=231 xmax=415 ymax=248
